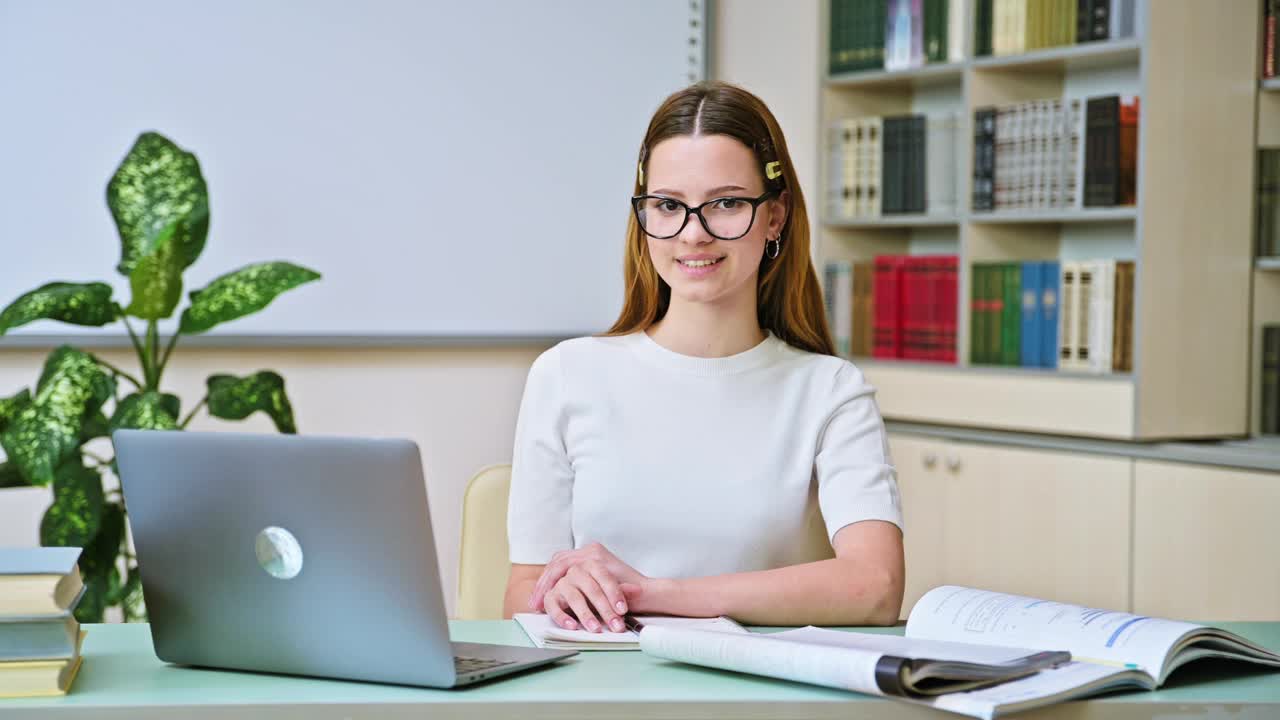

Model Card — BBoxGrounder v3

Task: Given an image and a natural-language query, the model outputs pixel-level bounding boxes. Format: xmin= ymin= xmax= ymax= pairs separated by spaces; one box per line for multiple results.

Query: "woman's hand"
xmin=532 ymin=543 xmax=648 ymax=632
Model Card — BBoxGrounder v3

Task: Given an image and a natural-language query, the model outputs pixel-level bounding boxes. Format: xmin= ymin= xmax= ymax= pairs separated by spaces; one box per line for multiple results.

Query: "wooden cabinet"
xmin=1133 ymin=460 xmax=1280 ymax=621
xmin=890 ymin=433 xmax=1132 ymax=617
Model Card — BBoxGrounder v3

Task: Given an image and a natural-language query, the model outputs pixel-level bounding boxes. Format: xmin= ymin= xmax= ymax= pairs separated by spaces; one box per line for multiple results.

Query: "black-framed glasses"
xmin=631 ymin=190 xmax=778 ymax=241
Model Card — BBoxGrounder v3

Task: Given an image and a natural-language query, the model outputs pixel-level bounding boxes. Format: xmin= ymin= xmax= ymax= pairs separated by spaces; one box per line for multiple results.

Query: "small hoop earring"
xmin=765 ymin=238 xmax=781 ymax=259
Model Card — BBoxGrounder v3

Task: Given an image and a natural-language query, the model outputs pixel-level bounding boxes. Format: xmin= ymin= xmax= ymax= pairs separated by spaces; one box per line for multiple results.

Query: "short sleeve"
xmin=506 ymin=346 xmax=575 ymax=564
xmin=814 ymin=363 xmax=904 ymax=543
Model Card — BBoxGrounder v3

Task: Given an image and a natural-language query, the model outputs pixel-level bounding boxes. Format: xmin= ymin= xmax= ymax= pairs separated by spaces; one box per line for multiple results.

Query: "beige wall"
xmin=0 ymin=1 xmax=822 ymax=618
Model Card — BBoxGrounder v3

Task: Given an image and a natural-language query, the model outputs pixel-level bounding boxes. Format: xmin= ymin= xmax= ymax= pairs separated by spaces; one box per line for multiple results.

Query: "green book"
xmin=1001 ymin=263 xmax=1022 ymax=366
xmin=970 ymin=264 xmax=985 ymax=364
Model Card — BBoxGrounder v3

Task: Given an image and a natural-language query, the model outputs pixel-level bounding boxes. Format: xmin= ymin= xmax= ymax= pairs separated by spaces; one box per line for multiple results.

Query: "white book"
xmin=514 ymin=613 xmax=745 ymax=651
xmin=1063 ymin=97 xmax=1086 ymax=209
xmin=862 ymin=117 xmax=883 ymax=218
xmin=826 ymin=122 xmax=846 ymax=220
xmin=1057 ymin=261 xmax=1086 ymax=371
xmin=640 ymin=585 xmax=1280 ymax=720
xmin=926 ymin=113 xmax=958 ymax=216
xmin=1086 ymin=259 xmax=1115 ymax=373
xmin=1074 ymin=261 xmax=1094 ymax=369
xmin=824 ymin=261 xmax=854 ymax=356
xmin=947 ymin=0 xmax=967 ymax=62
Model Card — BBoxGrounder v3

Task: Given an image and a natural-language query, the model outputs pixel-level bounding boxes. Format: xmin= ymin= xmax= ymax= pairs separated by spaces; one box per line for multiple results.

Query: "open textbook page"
xmin=906 ymin=586 xmax=1280 ymax=683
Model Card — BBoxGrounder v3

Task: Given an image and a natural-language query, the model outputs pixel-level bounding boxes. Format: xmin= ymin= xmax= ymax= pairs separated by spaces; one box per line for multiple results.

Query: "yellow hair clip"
xmin=765 ymin=161 xmax=782 ymax=180
xmin=638 ymin=160 xmax=645 ymax=185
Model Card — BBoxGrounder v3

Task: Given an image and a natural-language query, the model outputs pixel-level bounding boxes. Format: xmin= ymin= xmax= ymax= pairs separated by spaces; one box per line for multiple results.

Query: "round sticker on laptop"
xmin=255 ymin=526 xmax=304 ymax=580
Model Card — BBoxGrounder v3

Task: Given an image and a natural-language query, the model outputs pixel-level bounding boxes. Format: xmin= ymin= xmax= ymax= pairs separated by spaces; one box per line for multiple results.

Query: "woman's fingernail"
xmin=616 ymin=601 xmax=627 ymax=613
xmin=563 ymin=619 xmax=577 ymax=630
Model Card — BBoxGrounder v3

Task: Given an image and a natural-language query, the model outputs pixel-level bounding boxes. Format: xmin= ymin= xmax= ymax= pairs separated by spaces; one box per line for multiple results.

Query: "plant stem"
xmin=146 ymin=321 xmax=160 ymax=389
xmin=157 ymin=330 xmax=181 ymax=380
xmin=179 ymin=396 xmax=207 ymax=429
xmin=121 ymin=316 xmax=153 ymax=386
xmin=91 ymin=355 xmax=144 ymax=391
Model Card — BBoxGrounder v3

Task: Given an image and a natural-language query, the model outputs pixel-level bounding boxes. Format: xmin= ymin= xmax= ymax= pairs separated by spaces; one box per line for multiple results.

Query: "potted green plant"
xmin=0 ymin=131 xmax=320 ymax=622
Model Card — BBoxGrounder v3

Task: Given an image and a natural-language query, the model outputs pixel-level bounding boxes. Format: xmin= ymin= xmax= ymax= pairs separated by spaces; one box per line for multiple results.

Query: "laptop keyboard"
xmin=454 ymin=655 xmax=516 ymax=674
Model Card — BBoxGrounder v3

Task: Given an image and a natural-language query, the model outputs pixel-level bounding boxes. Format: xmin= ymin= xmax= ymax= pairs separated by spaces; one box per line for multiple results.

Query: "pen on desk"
xmin=623 ymin=614 xmax=645 ymax=634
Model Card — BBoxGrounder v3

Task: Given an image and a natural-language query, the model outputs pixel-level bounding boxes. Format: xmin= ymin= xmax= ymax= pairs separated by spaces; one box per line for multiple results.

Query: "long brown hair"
xmin=602 ymin=81 xmax=835 ymax=357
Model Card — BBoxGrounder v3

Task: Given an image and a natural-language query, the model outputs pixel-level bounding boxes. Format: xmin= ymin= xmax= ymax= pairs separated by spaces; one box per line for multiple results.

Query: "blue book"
xmin=1041 ymin=261 xmax=1061 ymax=369
xmin=1020 ymin=261 xmax=1043 ymax=367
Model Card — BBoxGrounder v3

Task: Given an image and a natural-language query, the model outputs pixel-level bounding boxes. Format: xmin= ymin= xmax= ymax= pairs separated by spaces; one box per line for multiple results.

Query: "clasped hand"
xmin=529 ymin=543 xmax=649 ymax=633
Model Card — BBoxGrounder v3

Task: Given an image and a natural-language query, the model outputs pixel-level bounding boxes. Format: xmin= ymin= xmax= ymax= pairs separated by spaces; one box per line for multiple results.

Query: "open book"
xmin=513 ymin=613 xmax=746 ymax=650
xmin=639 ymin=585 xmax=1280 ymax=719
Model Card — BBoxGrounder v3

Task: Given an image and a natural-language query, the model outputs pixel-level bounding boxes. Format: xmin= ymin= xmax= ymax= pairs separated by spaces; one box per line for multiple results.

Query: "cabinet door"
xmin=939 ymin=442 xmax=1133 ymax=611
xmin=1133 ymin=460 xmax=1280 ymax=621
xmin=887 ymin=434 xmax=947 ymax=618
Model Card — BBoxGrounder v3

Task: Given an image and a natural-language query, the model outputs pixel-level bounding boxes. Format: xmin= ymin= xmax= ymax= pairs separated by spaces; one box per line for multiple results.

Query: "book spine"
xmin=1269 ymin=0 xmax=1280 ymax=80
xmin=948 ymin=0 xmax=965 ymax=62
xmin=942 ymin=255 xmax=958 ymax=363
xmin=902 ymin=256 xmax=922 ymax=359
xmin=873 ymin=255 xmax=905 ymax=358
xmin=973 ymin=107 xmax=996 ymax=211
xmin=1112 ymin=260 xmax=1134 ymax=372
xmin=970 ymin=263 xmax=986 ymax=364
xmin=976 ymin=0 xmax=993 ymax=56
xmin=1091 ymin=0 xmax=1110 ymax=41
xmin=1041 ymin=260 xmax=1060 ymax=369
xmin=1260 ymin=149 xmax=1280 ymax=258
xmin=1002 ymin=262 xmax=1021 ymax=365
xmin=1089 ymin=259 xmax=1115 ymax=373
xmin=1118 ymin=95 xmax=1139 ymax=206
xmin=912 ymin=115 xmax=927 ymax=213
xmin=1059 ymin=262 xmax=1080 ymax=370
xmin=1264 ymin=325 xmax=1280 ymax=435
xmin=1075 ymin=262 xmax=1094 ymax=369
xmin=1084 ymin=95 xmax=1121 ymax=207
xmin=1076 ymin=0 xmax=1093 ymax=42
xmin=1020 ymin=260 xmax=1043 ymax=367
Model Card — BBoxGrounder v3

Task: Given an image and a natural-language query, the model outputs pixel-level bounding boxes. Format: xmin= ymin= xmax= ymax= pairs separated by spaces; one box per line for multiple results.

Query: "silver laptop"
xmin=112 ymin=429 xmax=576 ymax=687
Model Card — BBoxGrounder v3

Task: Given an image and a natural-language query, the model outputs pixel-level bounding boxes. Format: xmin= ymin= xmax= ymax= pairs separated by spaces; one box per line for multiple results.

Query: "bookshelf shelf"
xmin=968 ymin=208 xmax=1138 ymax=224
xmin=825 ymin=214 xmax=960 ymax=228
xmin=970 ymin=39 xmax=1142 ymax=73
xmin=827 ymin=62 xmax=964 ymax=90
xmin=1257 ymin=257 xmax=1280 ymax=271
xmin=1262 ymin=78 xmax=1280 ymax=92
xmin=851 ymin=356 xmax=1133 ymax=382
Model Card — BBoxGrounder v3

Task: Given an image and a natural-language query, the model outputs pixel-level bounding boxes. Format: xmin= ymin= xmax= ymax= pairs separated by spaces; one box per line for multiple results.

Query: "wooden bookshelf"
xmin=818 ymin=0 xmax=1257 ymax=441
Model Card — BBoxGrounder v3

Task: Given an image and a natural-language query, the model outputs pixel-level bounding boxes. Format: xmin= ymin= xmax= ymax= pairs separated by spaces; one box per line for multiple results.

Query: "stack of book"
xmin=970 ymin=259 xmax=1134 ymax=373
xmin=823 ymin=255 xmax=958 ymax=363
xmin=828 ymin=0 xmax=965 ymax=75
xmin=976 ymin=0 xmax=1141 ymax=57
xmin=826 ymin=112 xmax=959 ymax=220
xmin=0 ymin=547 xmax=88 ymax=698
xmin=972 ymin=94 xmax=1138 ymax=213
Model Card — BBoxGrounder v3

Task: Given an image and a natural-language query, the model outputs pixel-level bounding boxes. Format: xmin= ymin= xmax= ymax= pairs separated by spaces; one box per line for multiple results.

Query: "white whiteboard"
xmin=0 ymin=0 xmax=705 ymax=344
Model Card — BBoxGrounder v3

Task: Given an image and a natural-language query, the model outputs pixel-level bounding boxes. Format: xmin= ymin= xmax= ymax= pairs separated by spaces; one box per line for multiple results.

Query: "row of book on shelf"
xmin=0 ymin=547 xmax=87 ymax=698
xmin=823 ymin=255 xmax=1134 ymax=373
xmin=825 ymin=93 xmax=1138 ymax=220
xmin=828 ymin=0 xmax=1141 ymax=76
xmin=1264 ymin=0 xmax=1280 ymax=79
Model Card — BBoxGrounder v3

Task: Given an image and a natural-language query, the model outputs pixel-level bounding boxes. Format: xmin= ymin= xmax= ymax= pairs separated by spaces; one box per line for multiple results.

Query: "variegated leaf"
xmin=207 ymin=371 xmax=297 ymax=433
xmin=179 ymin=262 xmax=320 ymax=335
xmin=39 ymin=458 xmax=104 ymax=548
xmin=0 ymin=347 xmax=115 ymax=486
xmin=109 ymin=392 xmax=180 ymax=432
xmin=108 ymin=132 xmax=209 ymax=277
xmin=124 ymin=229 xmax=184 ymax=319
xmin=0 ymin=282 xmax=117 ymax=334
xmin=0 ymin=388 xmax=31 ymax=432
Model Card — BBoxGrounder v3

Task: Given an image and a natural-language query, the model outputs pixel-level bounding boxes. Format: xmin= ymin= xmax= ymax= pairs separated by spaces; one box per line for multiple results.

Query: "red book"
xmin=940 ymin=255 xmax=958 ymax=363
xmin=1118 ymin=96 xmax=1140 ymax=206
xmin=873 ymin=255 xmax=907 ymax=358
xmin=901 ymin=256 xmax=925 ymax=360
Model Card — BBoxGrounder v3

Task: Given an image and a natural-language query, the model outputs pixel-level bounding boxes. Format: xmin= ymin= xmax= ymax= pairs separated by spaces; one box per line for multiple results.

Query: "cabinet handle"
xmin=945 ymin=454 xmax=962 ymax=472
xmin=923 ymin=452 xmax=938 ymax=469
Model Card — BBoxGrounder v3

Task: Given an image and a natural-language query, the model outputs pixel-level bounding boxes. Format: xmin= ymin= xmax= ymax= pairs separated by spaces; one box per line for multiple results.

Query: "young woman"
xmin=502 ymin=81 xmax=903 ymax=633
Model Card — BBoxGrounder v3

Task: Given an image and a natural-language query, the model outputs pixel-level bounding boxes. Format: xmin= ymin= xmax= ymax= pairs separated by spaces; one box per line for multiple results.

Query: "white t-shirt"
xmin=506 ymin=330 xmax=903 ymax=579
